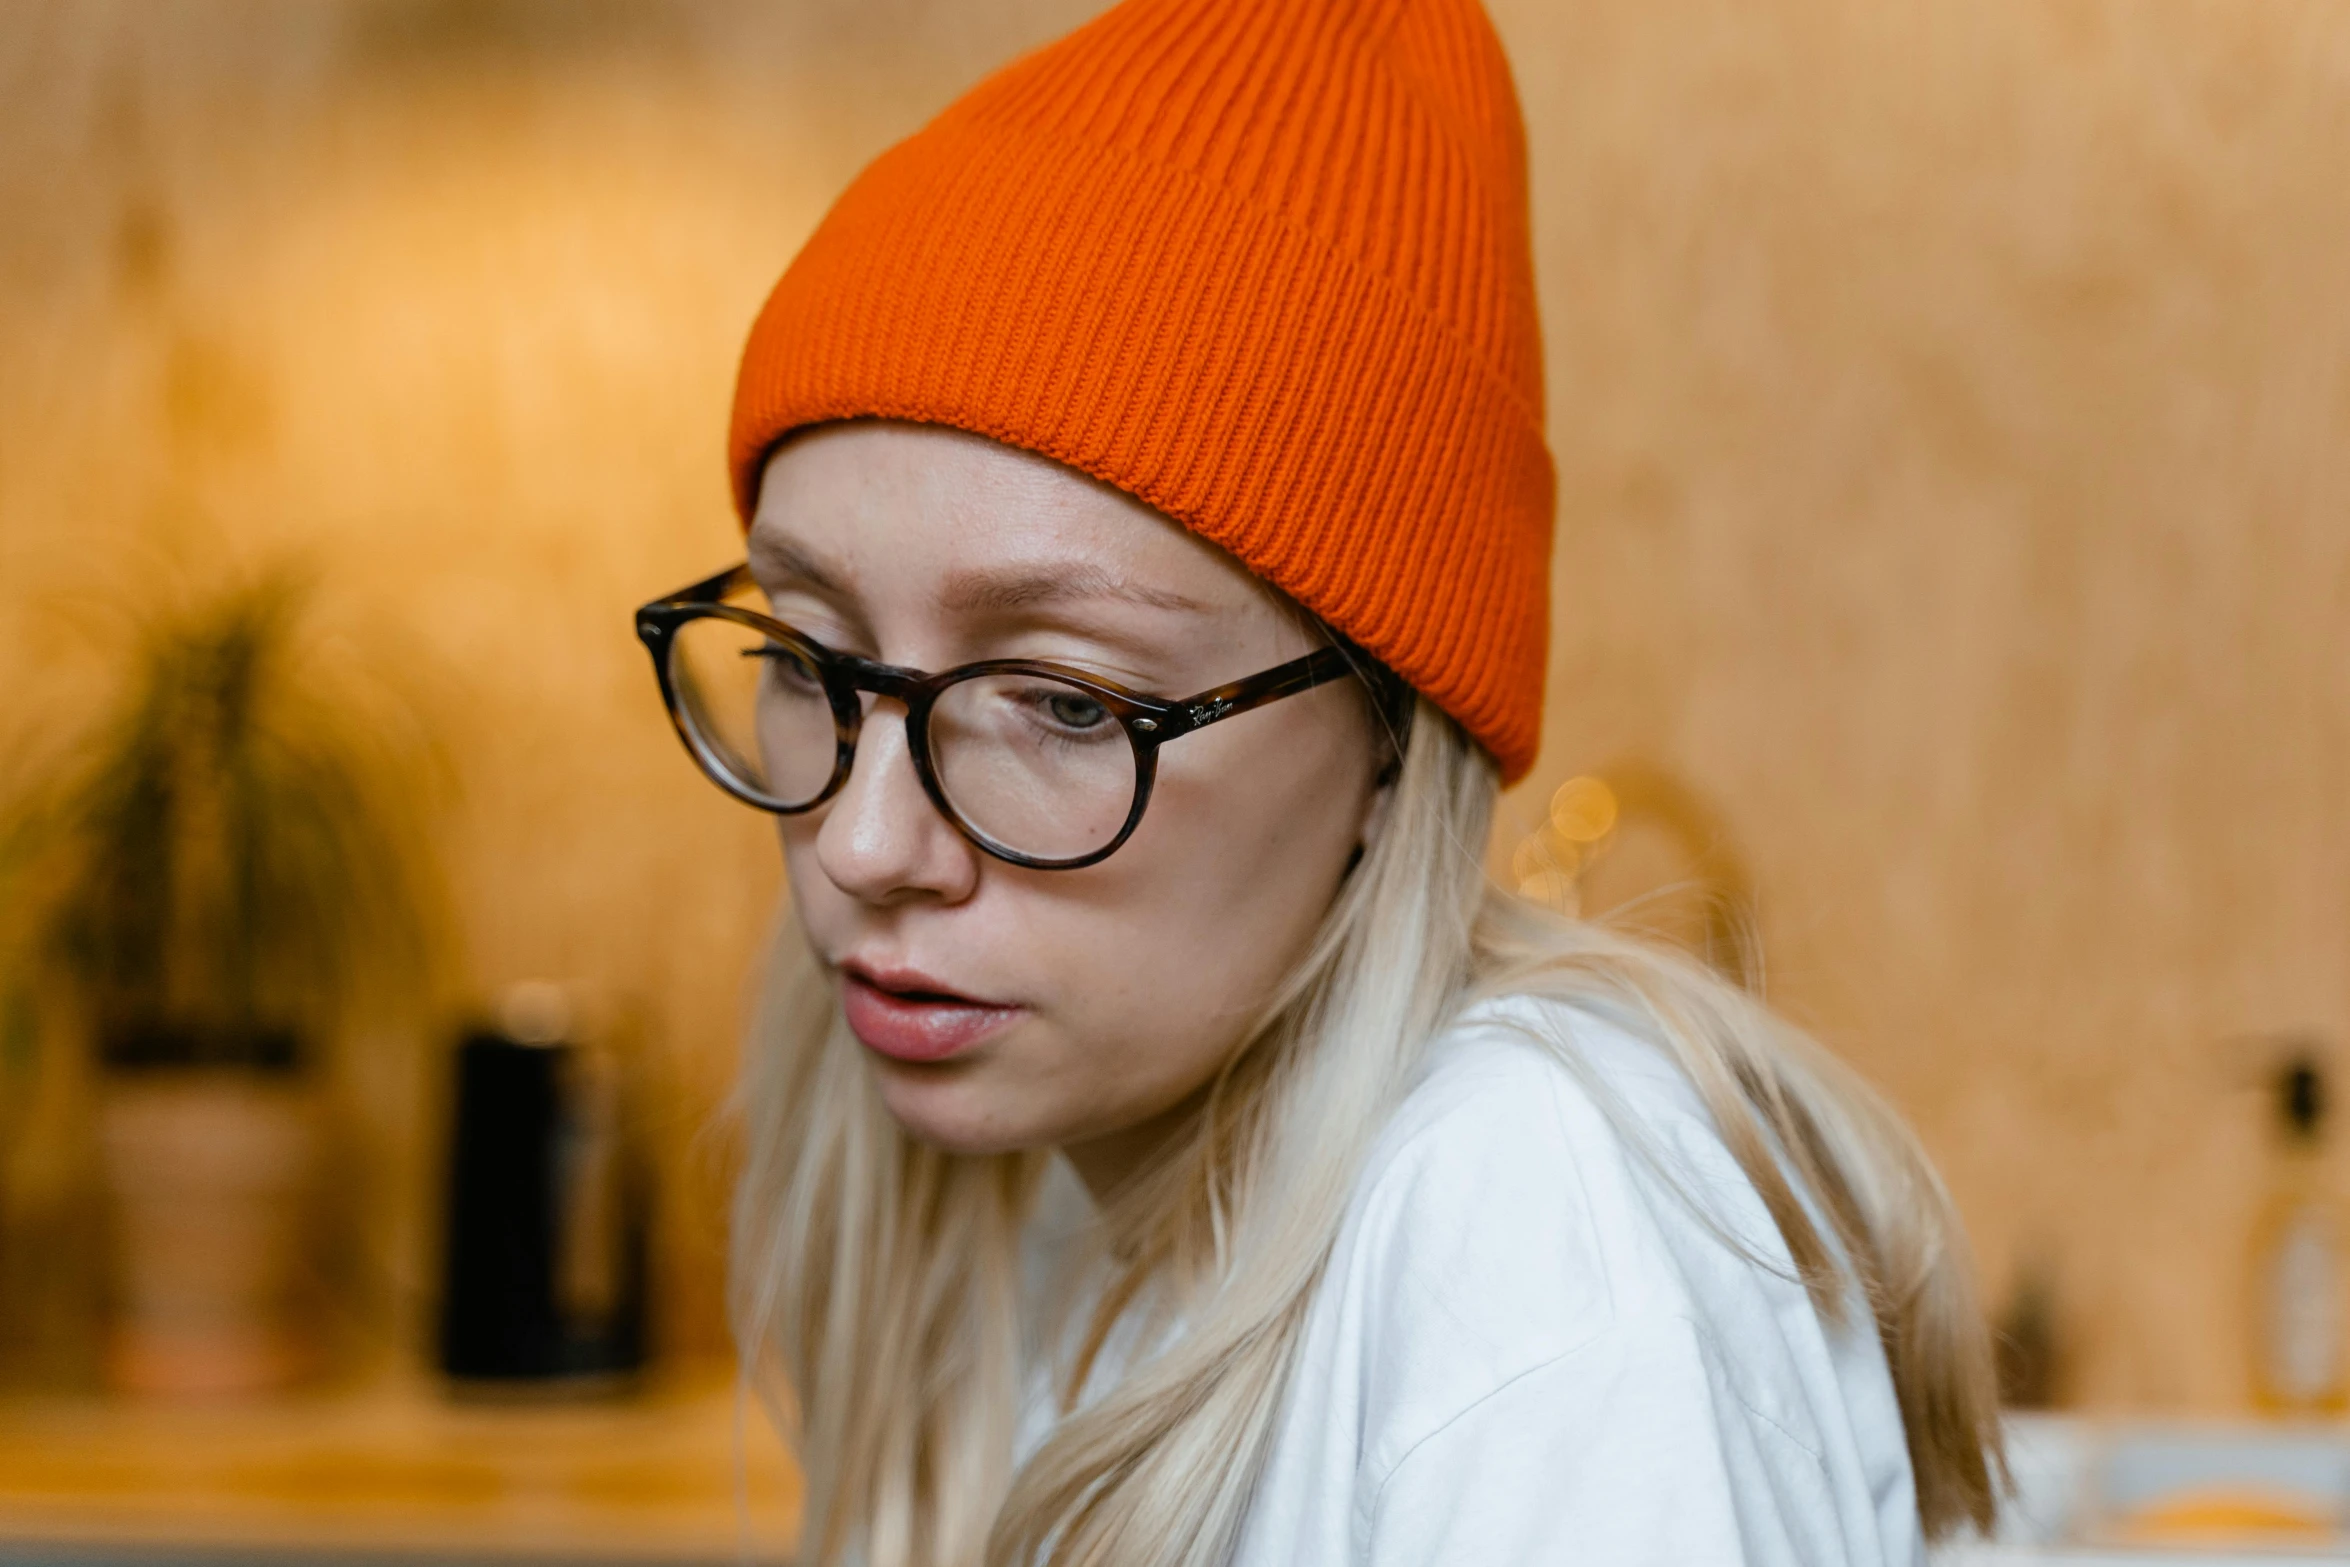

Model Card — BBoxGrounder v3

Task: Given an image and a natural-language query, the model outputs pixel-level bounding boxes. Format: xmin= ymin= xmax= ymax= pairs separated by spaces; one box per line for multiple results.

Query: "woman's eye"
xmin=1037 ymin=688 xmax=1110 ymax=733
xmin=753 ymin=644 xmax=824 ymax=691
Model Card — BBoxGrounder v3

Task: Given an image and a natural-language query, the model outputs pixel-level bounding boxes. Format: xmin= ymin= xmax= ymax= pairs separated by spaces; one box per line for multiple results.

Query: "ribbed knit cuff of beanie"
xmin=727 ymin=0 xmax=1555 ymax=783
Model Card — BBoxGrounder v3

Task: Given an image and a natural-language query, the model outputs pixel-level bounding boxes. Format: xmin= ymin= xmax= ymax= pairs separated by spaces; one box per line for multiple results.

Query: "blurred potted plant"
xmin=0 ymin=569 xmax=441 ymax=1394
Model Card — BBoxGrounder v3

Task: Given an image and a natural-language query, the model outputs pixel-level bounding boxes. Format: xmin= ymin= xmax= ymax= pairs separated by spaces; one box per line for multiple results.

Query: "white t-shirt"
xmin=1016 ymin=992 xmax=1925 ymax=1565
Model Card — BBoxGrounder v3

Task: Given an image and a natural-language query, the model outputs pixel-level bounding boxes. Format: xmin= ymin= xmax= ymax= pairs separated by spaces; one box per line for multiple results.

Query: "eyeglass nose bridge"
xmin=815 ymin=651 xmax=966 ymax=825
xmin=821 ymin=651 xmax=954 ymax=744
xmin=828 ymin=652 xmax=936 ymax=709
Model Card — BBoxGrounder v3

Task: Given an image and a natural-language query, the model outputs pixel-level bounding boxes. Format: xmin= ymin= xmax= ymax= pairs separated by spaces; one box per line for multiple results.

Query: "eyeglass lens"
xmin=669 ymin=615 xmax=838 ymax=807
xmin=665 ymin=614 xmax=1141 ymax=863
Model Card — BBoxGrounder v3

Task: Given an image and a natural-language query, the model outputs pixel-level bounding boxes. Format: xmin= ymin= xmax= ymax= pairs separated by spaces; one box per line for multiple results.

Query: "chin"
xmin=866 ymin=1056 xmax=1059 ymax=1157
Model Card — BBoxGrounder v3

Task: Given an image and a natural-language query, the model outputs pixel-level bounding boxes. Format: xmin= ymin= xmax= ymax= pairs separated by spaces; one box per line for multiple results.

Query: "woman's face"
xmin=751 ymin=421 xmax=1386 ymax=1191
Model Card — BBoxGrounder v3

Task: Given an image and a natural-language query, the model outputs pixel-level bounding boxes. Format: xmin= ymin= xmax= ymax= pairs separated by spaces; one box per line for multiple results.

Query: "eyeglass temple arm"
xmin=637 ymin=564 xmax=757 ymax=628
xmin=671 ymin=562 xmax=754 ymax=605
xmin=1169 ymin=646 xmax=1360 ymax=734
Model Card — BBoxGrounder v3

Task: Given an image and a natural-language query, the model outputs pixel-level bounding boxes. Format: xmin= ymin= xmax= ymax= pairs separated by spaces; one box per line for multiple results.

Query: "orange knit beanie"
xmin=729 ymin=0 xmax=1553 ymax=781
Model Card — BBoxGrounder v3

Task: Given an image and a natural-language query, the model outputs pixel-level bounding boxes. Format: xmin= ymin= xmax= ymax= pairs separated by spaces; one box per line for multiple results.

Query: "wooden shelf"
xmin=0 ymin=1377 xmax=799 ymax=1563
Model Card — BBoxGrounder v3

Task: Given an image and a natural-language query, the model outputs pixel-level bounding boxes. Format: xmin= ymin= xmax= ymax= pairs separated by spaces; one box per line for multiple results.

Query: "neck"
xmin=1059 ymin=1086 xmax=1210 ymax=1205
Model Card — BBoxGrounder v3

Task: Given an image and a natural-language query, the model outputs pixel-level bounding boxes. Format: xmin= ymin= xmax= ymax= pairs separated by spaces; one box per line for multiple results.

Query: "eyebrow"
xmin=938 ymin=562 xmax=1211 ymax=616
xmin=749 ymin=533 xmax=1213 ymax=618
xmin=748 ymin=535 xmax=847 ymax=596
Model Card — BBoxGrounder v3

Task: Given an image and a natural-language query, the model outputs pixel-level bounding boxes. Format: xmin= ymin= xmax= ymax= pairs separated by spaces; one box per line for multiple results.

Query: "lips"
xmin=837 ymin=962 xmax=1024 ymax=1064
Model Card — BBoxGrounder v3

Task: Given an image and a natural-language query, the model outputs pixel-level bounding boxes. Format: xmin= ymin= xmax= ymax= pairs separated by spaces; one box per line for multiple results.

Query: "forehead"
xmin=748 ymin=421 xmax=1255 ymax=605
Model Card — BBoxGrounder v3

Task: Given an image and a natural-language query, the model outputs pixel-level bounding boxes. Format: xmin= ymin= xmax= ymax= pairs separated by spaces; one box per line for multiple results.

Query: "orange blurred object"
xmin=2110 ymin=1487 xmax=2340 ymax=1547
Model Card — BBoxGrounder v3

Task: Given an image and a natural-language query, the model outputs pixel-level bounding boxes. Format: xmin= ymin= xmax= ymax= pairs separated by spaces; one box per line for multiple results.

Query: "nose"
xmin=812 ymin=698 xmax=981 ymax=906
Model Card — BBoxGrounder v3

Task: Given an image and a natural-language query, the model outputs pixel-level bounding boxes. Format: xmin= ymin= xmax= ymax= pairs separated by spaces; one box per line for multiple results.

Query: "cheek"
xmin=776 ymin=818 xmax=824 ymax=916
xmin=775 ymin=814 xmax=867 ymax=962
xmin=1045 ymin=712 xmax=1370 ymax=1064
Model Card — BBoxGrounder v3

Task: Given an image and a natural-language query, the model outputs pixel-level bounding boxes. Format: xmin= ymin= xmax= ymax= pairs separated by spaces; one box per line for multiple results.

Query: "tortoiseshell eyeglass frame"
xmin=635 ymin=563 xmax=1395 ymax=870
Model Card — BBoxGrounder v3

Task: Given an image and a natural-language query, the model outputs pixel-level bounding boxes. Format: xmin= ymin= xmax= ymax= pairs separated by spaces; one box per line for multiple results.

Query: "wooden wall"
xmin=2 ymin=0 xmax=2346 ymax=1407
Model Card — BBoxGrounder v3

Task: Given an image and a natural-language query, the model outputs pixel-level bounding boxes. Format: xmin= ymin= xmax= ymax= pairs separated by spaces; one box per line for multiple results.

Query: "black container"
xmin=436 ymin=1027 xmax=645 ymax=1384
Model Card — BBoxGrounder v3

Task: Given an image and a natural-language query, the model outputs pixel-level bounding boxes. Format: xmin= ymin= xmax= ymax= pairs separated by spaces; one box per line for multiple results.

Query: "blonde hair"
xmin=732 ymin=700 xmax=2003 ymax=1567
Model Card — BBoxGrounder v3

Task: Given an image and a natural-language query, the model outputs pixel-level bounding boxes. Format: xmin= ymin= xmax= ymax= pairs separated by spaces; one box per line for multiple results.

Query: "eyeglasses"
xmin=634 ymin=563 xmax=1367 ymax=870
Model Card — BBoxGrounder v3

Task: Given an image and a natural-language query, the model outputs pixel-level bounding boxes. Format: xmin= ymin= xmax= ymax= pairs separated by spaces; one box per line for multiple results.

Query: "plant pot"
xmin=98 ymin=1074 xmax=319 ymax=1396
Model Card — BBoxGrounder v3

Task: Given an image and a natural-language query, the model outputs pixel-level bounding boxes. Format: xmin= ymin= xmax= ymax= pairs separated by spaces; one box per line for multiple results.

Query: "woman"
xmin=635 ymin=0 xmax=2003 ymax=1561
